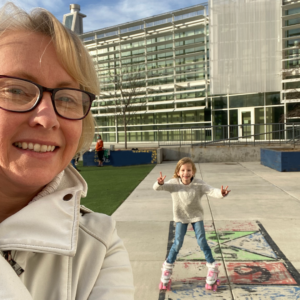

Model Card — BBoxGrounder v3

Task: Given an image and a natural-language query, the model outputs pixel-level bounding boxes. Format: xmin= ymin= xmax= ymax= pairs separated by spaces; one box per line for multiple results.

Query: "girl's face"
xmin=177 ymin=163 xmax=195 ymax=185
xmin=0 ymin=31 xmax=82 ymax=197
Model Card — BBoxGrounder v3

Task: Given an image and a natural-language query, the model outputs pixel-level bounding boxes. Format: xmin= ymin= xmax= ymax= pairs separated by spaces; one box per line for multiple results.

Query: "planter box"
xmin=83 ymin=150 xmax=157 ymax=167
xmin=110 ymin=150 xmax=157 ymax=167
xmin=261 ymin=148 xmax=300 ymax=172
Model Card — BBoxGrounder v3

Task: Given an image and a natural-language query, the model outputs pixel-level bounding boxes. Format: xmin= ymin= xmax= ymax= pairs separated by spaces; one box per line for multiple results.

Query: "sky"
xmin=0 ymin=0 xmax=207 ymax=33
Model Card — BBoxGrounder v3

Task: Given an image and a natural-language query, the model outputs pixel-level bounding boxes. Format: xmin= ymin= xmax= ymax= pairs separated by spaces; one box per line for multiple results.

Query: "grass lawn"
xmin=77 ymin=162 xmax=155 ymax=215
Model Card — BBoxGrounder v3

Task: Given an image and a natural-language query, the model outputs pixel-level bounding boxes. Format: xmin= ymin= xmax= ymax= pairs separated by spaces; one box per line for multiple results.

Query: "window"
xmin=83 ymin=35 xmax=94 ymax=42
xmin=65 ymin=15 xmax=73 ymax=30
xmin=147 ymin=38 xmax=156 ymax=45
xmin=120 ymin=24 xmax=144 ymax=34
xmin=121 ymin=51 xmax=131 ymax=57
xmin=132 ymin=48 xmax=145 ymax=55
xmin=97 ymin=31 xmax=118 ymax=39
xmin=157 ymin=35 xmax=172 ymax=42
xmin=287 ymin=28 xmax=300 ymax=38
xmin=146 ymin=18 xmax=172 ymax=28
xmin=212 ymin=96 xmax=227 ymax=109
xmin=174 ymin=10 xmax=204 ymax=21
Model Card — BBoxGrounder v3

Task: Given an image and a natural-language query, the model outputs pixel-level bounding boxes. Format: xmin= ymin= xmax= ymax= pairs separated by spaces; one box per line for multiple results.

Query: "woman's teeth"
xmin=15 ymin=142 xmax=55 ymax=152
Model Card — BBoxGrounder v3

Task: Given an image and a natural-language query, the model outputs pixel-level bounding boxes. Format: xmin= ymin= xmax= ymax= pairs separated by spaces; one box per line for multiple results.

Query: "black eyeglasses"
xmin=0 ymin=75 xmax=96 ymax=120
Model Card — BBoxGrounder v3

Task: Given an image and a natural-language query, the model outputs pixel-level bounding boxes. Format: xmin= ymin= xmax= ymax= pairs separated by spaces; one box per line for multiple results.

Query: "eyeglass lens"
xmin=0 ymin=77 xmax=91 ymax=120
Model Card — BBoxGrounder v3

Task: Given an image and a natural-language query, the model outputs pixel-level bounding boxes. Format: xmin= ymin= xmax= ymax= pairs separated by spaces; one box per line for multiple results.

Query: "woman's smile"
xmin=14 ymin=142 xmax=56 ymax=152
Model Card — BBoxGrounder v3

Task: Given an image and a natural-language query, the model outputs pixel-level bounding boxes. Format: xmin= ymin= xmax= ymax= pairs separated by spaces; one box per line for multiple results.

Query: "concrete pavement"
xmin=112 ymin=161 xmax=300 ymax=299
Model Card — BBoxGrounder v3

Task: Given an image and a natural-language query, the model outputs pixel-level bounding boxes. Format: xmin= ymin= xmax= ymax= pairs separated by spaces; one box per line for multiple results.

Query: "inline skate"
xmin=159 ymin=261 xmax=174 ymax=291
xmin=205 ymin=262 xmax=220 ymax=291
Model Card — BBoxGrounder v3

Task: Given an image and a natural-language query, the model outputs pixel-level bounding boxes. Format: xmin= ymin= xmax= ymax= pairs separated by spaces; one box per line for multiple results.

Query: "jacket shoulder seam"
xmin=79 ymin=223 xmax=110 ymax=249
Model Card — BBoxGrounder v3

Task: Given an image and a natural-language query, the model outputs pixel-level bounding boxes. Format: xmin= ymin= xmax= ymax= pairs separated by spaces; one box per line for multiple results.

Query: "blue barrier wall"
xmin=83 ymin=150 xmax=157 ymax=167
xmin=110 ymin=150 xmax=157 ymax=167
xmin=261 ymin=148 xmax=300 ymax=172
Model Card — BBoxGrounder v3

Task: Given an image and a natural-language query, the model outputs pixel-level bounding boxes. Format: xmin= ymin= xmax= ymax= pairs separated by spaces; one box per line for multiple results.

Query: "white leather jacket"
xmin=0 ymin=166 xmax=134 ymax=300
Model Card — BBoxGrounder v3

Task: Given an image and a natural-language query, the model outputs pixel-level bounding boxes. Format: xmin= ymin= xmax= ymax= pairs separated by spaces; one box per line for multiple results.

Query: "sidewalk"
xmin=112 ymin=161 xmax=300 ymax=299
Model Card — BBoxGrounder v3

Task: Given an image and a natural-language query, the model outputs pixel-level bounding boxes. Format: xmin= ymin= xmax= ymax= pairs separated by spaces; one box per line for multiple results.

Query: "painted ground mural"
xmin=158 ymin=220 xmax=300 ymax=299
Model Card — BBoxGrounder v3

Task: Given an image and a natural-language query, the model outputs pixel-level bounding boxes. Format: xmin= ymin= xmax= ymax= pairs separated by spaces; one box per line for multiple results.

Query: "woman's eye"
xmin=55 ymin=96 xmax=80 ymax=108
xmin=5 ymin=87 xmax=25 ymax=95
xmin=58 ymin=96 xmax=74 ymax=103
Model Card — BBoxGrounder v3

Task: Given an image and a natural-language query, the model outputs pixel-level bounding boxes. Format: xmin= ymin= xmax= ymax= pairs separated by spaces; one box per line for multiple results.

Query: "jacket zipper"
xmin=1 ymin=250 xmax=24 ymax=276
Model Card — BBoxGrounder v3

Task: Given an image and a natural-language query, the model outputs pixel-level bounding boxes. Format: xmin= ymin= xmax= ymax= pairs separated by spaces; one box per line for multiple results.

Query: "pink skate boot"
xmin=159 ymin=261 xmax=174 ymax=291
xmin=205 ymin=262 xmax=220 ymax=292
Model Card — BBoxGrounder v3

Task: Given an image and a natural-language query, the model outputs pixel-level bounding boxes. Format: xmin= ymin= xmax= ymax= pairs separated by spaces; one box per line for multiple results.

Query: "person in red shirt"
xmin=95 ymin=135 xmax=104 ymax=167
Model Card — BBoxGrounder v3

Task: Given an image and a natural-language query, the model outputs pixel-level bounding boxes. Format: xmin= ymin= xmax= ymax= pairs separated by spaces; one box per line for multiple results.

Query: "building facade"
xmin=78 ymin=0 xmax=300 ymax=145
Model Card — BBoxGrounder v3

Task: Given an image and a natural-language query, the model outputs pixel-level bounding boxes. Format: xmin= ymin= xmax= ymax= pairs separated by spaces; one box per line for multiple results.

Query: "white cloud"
xmin=0 ymin=0 xmax=205 ymax=32
xmin=0 ymin=0 xmax=65 ymax=13
xmin=82 ymin=0 xmax=203 ymax=32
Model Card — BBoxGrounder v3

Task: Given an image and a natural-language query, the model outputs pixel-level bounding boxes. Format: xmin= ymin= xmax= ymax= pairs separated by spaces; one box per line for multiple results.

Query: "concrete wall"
xmin=191 ymin=146 xmax=260 ymax=162
xmin=162 ymin=147 xmax=191 ymax=161
xmin=162 ymin=145 xmax=300 ymax=162
xmin=157 ymin=148 xmax=163 ymax=164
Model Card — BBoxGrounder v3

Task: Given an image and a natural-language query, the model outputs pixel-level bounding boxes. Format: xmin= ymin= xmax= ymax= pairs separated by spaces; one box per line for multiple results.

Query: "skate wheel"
xmin=217 ymin=279 xmax=220 ymax=286
xmin=213 ymin=284 xmax=218 ymax=292
xmin=205 ymin=283 xmax=212 ymax=290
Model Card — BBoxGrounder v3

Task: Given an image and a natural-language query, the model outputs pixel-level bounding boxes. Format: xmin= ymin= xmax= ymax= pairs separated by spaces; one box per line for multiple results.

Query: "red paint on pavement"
xmin=227 ymin=262 xmax=297 ymax=285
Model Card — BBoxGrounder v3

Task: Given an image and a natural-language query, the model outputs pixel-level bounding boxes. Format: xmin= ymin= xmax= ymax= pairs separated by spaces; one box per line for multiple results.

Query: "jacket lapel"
xmin=0 ymin=166 xmax=87 ymax=257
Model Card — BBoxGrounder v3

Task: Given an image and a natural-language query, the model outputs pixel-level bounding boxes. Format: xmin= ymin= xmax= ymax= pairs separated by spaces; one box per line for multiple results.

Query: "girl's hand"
xmin=158 ymin=172 xmax=166 ymax=185
xmin=221 ymin=185 xmax=230 ymax=196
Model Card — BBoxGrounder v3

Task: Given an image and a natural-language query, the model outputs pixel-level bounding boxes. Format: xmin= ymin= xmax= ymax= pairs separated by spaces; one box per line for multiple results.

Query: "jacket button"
xmin=63 ymin=194 xmax=73 ymax=201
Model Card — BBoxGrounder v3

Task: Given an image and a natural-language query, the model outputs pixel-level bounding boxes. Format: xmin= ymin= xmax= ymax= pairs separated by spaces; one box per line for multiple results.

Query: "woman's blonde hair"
xmin=0 ymin=2 xmax=99 ymax=152
xmin=173 ymin=157 xmax=197 ymax=178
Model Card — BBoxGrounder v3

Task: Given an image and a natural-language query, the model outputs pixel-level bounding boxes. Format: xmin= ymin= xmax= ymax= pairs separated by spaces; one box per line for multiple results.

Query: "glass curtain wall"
xmin=81 ymin=5 xmax=210 ymax=143
xmin=80 ymin=1 xmax=300 ymax=144
xmin=282 ymin=0 xmax=300 ymax=138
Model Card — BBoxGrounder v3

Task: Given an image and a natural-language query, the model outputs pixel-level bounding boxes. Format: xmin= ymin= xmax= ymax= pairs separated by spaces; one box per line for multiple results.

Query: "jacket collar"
xmin=0 ymin=166 xmax=87 ymax=257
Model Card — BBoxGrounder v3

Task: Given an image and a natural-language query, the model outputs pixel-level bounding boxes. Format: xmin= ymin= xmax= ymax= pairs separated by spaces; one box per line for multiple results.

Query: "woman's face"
xmin=0 ymin=31 xmax=82 ymax=195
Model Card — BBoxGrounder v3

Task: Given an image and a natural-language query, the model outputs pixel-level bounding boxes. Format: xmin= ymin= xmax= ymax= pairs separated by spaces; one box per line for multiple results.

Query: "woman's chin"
xmin=5 ymin=166 xmax=62 ymax=192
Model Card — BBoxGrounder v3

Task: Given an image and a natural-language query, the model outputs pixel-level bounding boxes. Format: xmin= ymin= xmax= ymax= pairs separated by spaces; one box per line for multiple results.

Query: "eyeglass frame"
xmin=0 ymin=75 xmax=96 ymax=120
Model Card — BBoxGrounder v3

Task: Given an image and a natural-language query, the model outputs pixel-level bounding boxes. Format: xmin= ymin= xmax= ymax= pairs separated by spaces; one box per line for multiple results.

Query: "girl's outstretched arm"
xmin=153 ymin=172 xmax=175 ymax=192
xmin=201 ymin=181 xmax=229 ymax=198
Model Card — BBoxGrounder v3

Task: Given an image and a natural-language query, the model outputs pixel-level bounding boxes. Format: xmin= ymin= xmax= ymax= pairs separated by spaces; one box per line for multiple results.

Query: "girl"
xmin=153 ymin=157 xmax=230 ymax=291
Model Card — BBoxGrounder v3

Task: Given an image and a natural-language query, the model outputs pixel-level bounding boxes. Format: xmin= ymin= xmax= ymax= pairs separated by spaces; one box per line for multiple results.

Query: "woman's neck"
xmin=0 ymin=186 xmax=41 ymax=223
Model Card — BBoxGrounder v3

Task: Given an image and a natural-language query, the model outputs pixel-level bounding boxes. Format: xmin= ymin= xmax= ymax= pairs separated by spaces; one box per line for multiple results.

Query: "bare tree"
xmin=101 ymin=68 xmax=146 ymax=149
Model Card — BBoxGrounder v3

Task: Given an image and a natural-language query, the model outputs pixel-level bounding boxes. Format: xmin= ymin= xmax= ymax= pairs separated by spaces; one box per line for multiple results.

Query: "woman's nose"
xmin=28 ymin=92 xmax=60 ymax=129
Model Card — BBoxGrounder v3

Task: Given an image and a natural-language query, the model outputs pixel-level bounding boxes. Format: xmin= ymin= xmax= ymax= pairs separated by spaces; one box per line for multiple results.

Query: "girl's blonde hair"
xmin=173 ymin=157 xmax=197 ymax=178
xmin=0 ymin=2 xmax=99 ymax=152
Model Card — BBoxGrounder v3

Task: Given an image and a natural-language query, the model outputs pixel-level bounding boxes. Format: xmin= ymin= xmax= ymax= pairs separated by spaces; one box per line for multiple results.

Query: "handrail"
xmin=157 ymin=123 xmax=300 ymax=148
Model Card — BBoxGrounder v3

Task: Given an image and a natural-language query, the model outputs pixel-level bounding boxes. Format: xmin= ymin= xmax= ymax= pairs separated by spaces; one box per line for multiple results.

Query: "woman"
xmin=0 ymin=3 xmax=134 ymax=299
xmin=95 ymin=135 xmax=104 ymax=167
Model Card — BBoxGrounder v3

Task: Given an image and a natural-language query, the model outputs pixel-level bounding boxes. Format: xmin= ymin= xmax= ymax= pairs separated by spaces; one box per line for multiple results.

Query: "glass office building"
xmin=79 ymin=0 xmax=300 ymax=144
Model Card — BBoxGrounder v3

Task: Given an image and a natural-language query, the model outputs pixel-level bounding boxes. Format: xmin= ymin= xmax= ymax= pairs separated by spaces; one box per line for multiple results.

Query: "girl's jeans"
xmin=166 ymin=221 xmax=214 ymax=264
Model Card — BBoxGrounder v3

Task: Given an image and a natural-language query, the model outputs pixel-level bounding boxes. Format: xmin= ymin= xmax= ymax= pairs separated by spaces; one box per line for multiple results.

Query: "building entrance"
xmin=238 ymin=108 xmax=255 ymax=140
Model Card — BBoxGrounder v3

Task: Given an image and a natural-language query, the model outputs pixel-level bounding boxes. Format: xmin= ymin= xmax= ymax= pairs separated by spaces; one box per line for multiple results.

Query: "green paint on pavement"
xmin=178 ymin=244 xmax=276 ymax=261
xmin=186 ymin=231 xmax=257 ymax=244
